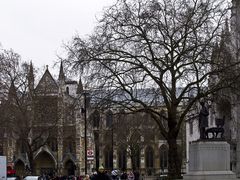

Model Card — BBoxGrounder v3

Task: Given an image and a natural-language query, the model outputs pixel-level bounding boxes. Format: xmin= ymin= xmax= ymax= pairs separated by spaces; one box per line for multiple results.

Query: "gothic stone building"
xmin=0 ymin=62 xmax=185 ymax=177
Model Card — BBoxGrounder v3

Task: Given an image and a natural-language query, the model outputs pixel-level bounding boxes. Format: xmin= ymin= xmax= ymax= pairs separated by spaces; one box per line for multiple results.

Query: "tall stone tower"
xmin=231 ymin=0 xmax=240 ymax=48
xmin=228 ymin=0 xmax=240 ymax=177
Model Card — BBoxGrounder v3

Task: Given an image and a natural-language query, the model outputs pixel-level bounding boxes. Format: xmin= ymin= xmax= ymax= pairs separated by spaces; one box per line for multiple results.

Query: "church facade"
xmin=0 ymin=62 xmax=185 ymax=177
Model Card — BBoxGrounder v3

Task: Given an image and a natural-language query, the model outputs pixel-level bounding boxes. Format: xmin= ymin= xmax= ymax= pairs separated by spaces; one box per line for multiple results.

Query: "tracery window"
xmin=160 ymin=144 xmax=168 ymax=169
xmin=146 ymin=146 xmax=154 ymax=168
xmin=104 ymin=146 xmax=113 ymax=169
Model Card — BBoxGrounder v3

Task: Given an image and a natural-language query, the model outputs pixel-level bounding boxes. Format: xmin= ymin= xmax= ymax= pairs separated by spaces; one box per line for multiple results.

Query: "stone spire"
xmin=220 ymin=19 xmax=231 ymax=48
xmin=222 ymin=19 xmax=231 ymax=40
xmin=211 ymin=42 xmax=220 ymax=62
xmin=224 ymin=18 xmax=230 ymax=34
xmin=58 ymin=61 xmax=65 ymax=82
xmin=28 ymin=61 xmax=34 ymax=93
xmin=231 ymin=0 xmax=240 ymax=40
xmin=8 ymin=80 xmax=17 ymax=103
xmin=76 ymin=77 xmax=83 ymax=94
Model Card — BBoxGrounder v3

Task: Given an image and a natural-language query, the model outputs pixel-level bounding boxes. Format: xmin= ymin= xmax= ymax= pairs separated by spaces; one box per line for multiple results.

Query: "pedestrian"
xmin=120 ymin=170 xmax=127 ymax=180
xmin=127 ymin=171 xmax=134 ymax=180
xmin=111 ymin=169 xmax=119 ymax=180
xmin=133 ymin=171 xmax=139 ymax=180
xmin=93 ymin=165 xmax=111 ymax=180
xmin=84 ymin=174 xmax=90 ymax=180
xmin=90 ymin=171 xmax=97 ymax=180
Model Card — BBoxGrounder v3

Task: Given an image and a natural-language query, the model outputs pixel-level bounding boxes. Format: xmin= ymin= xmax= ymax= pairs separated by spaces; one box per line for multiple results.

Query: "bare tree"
xmin=0 ymin=49 xmax=58 ymax=174
xmin=0 ymin=49 xmax=21 ymax=101
xmin=114 ymin=111 xmax=157 ymax=171
xmin=65 ymin=0 xmax=235 ymax=178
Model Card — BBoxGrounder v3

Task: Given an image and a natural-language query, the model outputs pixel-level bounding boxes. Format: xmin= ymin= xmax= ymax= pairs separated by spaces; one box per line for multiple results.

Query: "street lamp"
xmin=111 ymin=122 xmax=114 ymax=170
xmin=82 ymin=90 xmax=90 ymax=175
xmin=106 ymin=110 xmax=114 ymax=170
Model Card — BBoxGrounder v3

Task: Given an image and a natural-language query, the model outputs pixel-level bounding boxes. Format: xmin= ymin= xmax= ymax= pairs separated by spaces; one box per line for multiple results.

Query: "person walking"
xmin=92 ymin=166 xmax=111 ymax=180
xmin=111 ymin=169 xmax=119 ymax=180
xmin=84 ymin=174 xmax=90 ymax=180
xmin=127 ymin=171 xmax=134 ymax=180
xmin=120 ymin=170 xmax=128 ymax=180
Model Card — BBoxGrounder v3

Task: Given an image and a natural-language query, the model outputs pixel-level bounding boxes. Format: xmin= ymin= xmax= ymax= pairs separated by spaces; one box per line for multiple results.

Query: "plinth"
xmin=184 ymin=140 xmax=237 ymax=180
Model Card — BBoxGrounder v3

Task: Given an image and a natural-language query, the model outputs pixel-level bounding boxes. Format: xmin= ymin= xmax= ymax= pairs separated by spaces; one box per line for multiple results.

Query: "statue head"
xmin=200 ymin=101 xmax=205 ymax=107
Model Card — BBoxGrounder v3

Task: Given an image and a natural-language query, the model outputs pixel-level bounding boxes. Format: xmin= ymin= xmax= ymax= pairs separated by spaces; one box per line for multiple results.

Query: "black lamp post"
xmin=82 ymin=91 xmax=90 ymax=175
xmin=111 ymin=123 xmax=114 ymax=170
xmin=106 ymin=110 xmax=114 ymax=170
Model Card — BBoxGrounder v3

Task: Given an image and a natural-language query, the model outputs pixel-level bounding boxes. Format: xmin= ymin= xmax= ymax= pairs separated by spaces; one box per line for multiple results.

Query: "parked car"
xmin=23 ymin=176 xmax=40 ymax=180
xmin=7 ymin=177 xmax=20 ymax=180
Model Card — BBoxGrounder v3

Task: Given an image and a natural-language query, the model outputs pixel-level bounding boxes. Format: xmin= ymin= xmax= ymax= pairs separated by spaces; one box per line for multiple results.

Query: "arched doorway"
xmin=34 ymin=151 xmax=56 ymax=176
xmin=64 ymin=160 xmax=76 ymax=176
xmin=15 ymin=160 xmax=25 ymax=177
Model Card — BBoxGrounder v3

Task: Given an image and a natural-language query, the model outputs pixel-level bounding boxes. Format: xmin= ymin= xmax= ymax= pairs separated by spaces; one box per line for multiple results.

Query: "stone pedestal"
xmin=184 ymin=141 xmax=237 ymax=180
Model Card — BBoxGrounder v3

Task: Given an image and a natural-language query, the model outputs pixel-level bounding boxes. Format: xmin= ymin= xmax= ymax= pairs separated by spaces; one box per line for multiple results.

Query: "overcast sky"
xmin=0 ymin=0 xmax=114 ymax=75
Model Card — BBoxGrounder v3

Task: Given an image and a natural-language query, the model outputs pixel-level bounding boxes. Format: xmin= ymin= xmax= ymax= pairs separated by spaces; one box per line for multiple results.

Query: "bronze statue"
xmin=205 ymin=117 xmax=225 ymax=139
xmin=199 ymin=101 xmax=209 ymax=139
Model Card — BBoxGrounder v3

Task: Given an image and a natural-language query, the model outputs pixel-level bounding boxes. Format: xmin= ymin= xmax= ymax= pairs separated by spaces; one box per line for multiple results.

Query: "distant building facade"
xmin=0 ymin=62 xmax=185 ymax=177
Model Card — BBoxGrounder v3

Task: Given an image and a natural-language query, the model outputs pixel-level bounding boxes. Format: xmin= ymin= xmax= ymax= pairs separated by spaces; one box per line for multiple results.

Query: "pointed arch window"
xmin=132 ymin=146 xmax=140 ymax=170
xmin=160 ymin=144 xmax=168 ymax=169
xmin=64 ymin=137 xmax=76 ymax=154
xmin=146 ymin=146 xmax=154 ymax=168
xmin=106 ymin=110 xmax=113 ymax=128
xmin=118 ymin=147 xmax=127 ymax=170
xmin=68 ymin=141 xmax=74 ymax=153
xmin=104 ymin=146 xmax=113 ymax=169
xmin=47 ymin=138 xmax=58 ymax=152
xmin=92 ymin=110 xmax=100 ymax=128
xmin=117 ymin=109 xmax=125 ymax=124
xmin=66 ymin=87 xmax=69 ymax=94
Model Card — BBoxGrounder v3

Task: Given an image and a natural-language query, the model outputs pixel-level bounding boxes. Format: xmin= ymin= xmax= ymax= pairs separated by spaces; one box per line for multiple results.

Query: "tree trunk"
xmin=167 ymin=138 xmax=182 ymax=179
xmin=28 ymin=152 xmax=36 ymax=175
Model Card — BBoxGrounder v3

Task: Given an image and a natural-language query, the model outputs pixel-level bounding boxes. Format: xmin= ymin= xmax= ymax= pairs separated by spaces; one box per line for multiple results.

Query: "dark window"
xmin=146 ymin=146 xmax=154 ymax=168
xmin=106 ymin=110 xmax=113 ymax=128
xmin=92 ymin=110 xmax=100 ymax=128
xmin=68 ymin=141 xmax=73 ymax=153
xmin=118 ymin=147 xmax=127 ymax=170
xmin=64 ymin=138 xmax=75 ymax=154
xmin=104 ymin=146 xmax=113 ymax=169
xmin=189 ymin=121 xmax=193 ymax=135
xmin=48 ymin=138 xmax=58 ymax=151
xmin=66 ymin=87 xmax=69 ymax=94
xmin=132 ymin=147 xmax=140 ymax=170
xmin=160 ymin=145 xmax=168 ymax=169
